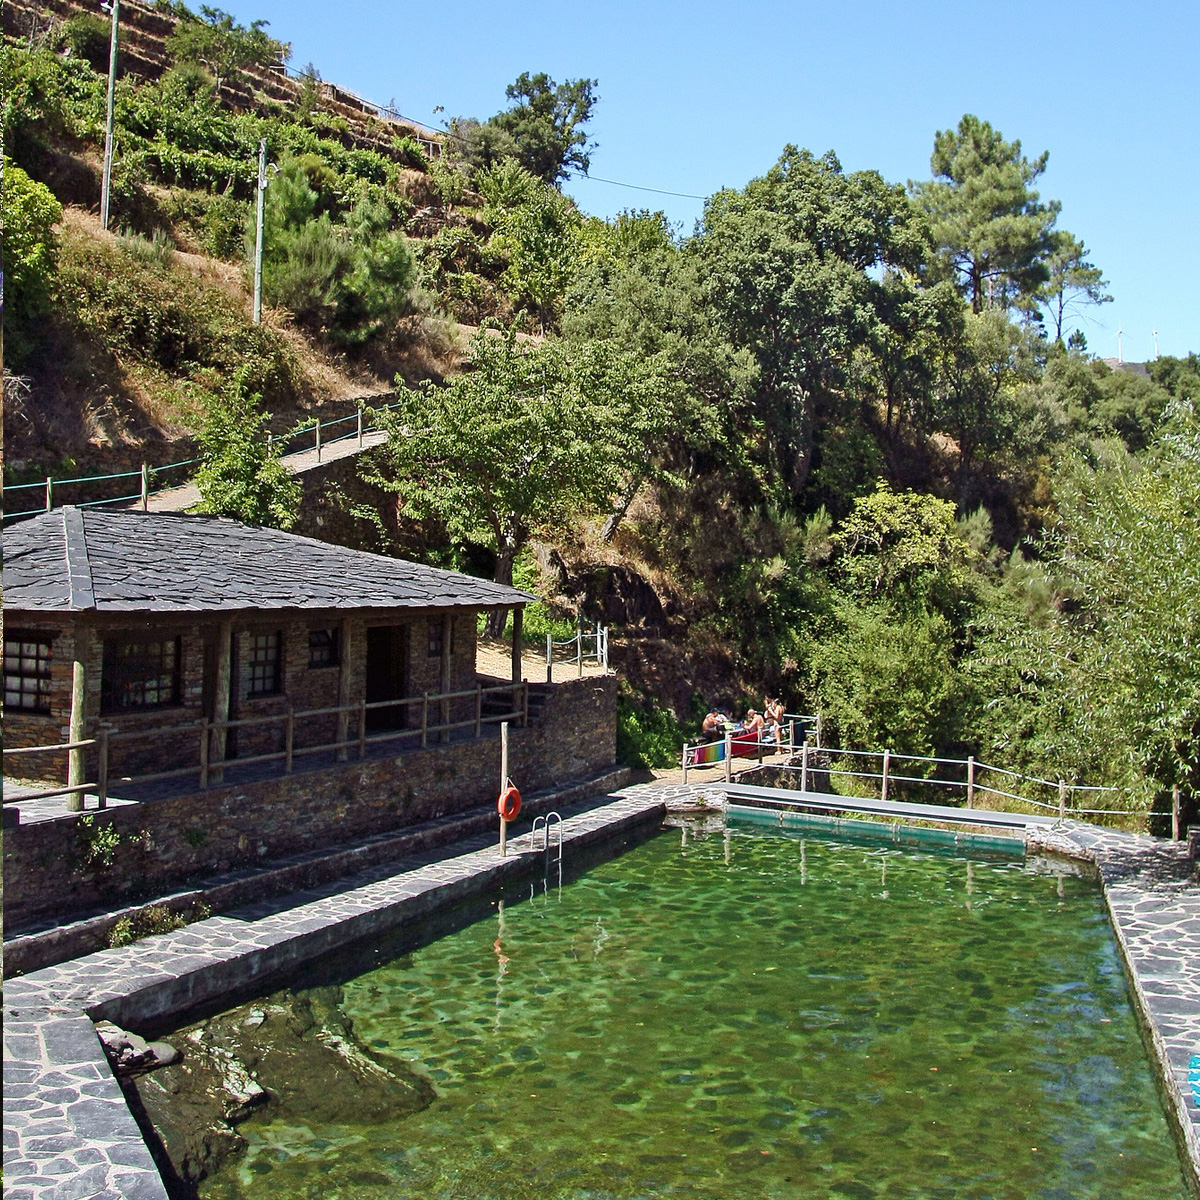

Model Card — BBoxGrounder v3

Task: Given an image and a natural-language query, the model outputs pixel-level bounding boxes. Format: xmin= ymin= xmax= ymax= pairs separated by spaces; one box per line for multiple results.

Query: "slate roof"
xmin=3 ymin=507 xmax=535 ymax=614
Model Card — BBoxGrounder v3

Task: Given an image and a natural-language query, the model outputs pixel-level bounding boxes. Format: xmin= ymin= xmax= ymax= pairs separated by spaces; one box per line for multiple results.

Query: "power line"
xmin=572 ymin=175 xmax=707 ymax=201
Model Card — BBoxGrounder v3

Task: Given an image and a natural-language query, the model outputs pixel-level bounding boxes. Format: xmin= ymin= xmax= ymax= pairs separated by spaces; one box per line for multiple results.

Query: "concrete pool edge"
xmin=4 ymin=783 xmax=1198 ymax=1197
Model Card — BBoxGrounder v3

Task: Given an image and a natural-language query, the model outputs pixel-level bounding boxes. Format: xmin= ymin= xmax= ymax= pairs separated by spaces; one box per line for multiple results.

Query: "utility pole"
xmin=252 ymin=138 xmax=268 ymax=324
xmin=99 ymin=0 xmax=120 ymax=231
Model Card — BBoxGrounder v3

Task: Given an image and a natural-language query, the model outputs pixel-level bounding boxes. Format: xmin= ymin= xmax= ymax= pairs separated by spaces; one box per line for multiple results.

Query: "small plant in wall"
xmin=77 ymin=815 xmax=123 ymax=869
xmin=106 ymin=902 xmax=212 ymax=949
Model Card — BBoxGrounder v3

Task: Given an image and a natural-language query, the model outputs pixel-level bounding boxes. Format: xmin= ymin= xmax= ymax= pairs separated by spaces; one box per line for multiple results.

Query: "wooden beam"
xmin=511 ymin=605 xmax=523 ymax=684
xmin=440 ymin=611 xmax=453 ymax=743
xmin=209 ymin=618 xmax=234 ymax=782
xmin=335 ymin=617 xmax=352 ymax=761
xmin=67 ymin=642 xmax=87 ymax=811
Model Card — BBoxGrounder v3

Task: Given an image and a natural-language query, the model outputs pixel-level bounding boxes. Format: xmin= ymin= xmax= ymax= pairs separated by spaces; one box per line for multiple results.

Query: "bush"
xmin=107 ymin=901 xmax=211 ymax=948
xmin=616 ymin=689 xmax=684 ymax=769
xmin=61 ymin=13 xmax=112 ymax=71
xmin=2 ymin=157 xmax=63 ymax=366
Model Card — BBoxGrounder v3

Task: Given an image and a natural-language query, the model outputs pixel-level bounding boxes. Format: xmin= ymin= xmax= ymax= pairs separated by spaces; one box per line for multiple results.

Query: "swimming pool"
xmin=183 ymin=822 xmax=1189 ymax=1199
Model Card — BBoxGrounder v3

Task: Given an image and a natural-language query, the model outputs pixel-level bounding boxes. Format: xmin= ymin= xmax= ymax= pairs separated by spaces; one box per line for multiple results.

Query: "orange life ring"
xmin=498 ymin=783 xmax=521 ymax=822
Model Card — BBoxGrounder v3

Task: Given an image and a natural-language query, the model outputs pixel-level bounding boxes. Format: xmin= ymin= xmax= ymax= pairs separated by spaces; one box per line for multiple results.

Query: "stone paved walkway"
xmin=4 ymin=784 xmax=1197 ymax=1196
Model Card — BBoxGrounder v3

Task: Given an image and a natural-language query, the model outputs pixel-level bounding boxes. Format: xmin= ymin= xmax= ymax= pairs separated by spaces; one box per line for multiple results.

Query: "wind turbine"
xmin=1153 ymin=329 xmax=1159 ymax=361
xmin=1117 ymin=327 xmax=1124 ymax=364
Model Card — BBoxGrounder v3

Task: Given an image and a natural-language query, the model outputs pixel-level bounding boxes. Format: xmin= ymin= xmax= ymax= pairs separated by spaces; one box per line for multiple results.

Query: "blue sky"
xmin=227 ymin=0 xmax=1197 ymax=359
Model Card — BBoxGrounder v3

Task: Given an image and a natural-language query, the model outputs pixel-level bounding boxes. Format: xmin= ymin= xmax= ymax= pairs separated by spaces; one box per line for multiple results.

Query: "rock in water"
xmin=128 ymin=985 xmax=436 ymax=1188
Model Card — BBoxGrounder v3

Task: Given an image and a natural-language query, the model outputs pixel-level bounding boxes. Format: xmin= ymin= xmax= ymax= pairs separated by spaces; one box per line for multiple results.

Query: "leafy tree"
xmin=692 ymin=148 xmax=931 ymax=500
xmin=192 ymin=369 xmax=300 ymax=528
xmin=167 ymin=6 xmax=289 ymax=98
xmin=370 ymin=332 xmax=673 ymax=600
xmin=489 ymin=72 xmax=598 ymax=185
xmin=914 ymin=114 xmax=1060 ymax=313
xmin=477 ymin=161 xmax=581 ymax=331
xmin=1 ymin=157 xmax=63 ymax=366
xmin=1038 ymin=231 xmax=1111 ymax=342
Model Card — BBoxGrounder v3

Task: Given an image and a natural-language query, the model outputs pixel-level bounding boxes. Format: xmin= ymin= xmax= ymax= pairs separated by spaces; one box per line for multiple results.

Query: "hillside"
xmin=4 ymin=1 xmax=1198 ymax=825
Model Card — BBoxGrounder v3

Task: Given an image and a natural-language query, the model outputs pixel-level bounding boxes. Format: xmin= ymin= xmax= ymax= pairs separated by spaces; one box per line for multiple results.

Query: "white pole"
xmin=881 ymin=750 xmax=890 ymax=803
xmin=100 ymin=0 xmax=119 ymax=231
xmin=724 ymin=731 xmax=732 ymax=782
xmin=546 ymin=632 xmax=552 ymax=683
xmin=499 ymin=721 xmax=509 ymax=856
xmin=681 ymin=743 xmax=689 ymax=785
xmin=253 ymin=138 xmax=267 ymax=324
xmin=802 ymin=741 xmax=809 ymax=792
xmin=966 ymin=755 xmax=975 ymax=809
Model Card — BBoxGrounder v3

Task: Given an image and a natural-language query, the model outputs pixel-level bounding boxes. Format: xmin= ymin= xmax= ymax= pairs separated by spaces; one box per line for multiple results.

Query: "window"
xmin=308 ymin=627 xmax=339 ymax=669
xmin=4 ymin=633 xmax=53 ymax=713
xmin=102 ymin=637 xmax=181 ymax=711
xmin=246 ymin=632 xmax=282 ymax=696
xmin=428 ymin=617 xmax=450 ymax=659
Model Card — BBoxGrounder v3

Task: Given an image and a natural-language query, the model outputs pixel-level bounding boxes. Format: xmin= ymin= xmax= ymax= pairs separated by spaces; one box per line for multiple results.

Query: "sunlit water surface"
xmin=201 ymin=824 xmax=1186 ymax=1199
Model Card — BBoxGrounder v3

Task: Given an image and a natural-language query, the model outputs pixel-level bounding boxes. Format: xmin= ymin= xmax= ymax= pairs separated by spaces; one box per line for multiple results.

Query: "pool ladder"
xmin=531 ymin=812 xmax=564 ymax=862
xmin=530 ymin=812 xmax=564 ymax=901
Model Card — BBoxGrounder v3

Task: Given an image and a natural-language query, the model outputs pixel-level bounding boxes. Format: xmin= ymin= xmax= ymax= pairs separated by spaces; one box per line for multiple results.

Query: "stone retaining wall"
xmin=4 ymin=675 xmax=617 ymax=929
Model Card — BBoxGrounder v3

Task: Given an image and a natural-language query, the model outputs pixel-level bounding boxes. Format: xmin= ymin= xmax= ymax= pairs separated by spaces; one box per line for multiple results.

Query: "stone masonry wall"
xmin=4 ymin=675 xmax=617 ymax=929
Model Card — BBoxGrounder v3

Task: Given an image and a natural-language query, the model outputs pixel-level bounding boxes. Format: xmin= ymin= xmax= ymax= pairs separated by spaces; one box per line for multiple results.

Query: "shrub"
xmin=616 ymin=689 xmax=684 ymax=769
xmin=106 ymin=901 xmax=211 ymax=948
xmin=61 ymin=13 xmax=112 ymax=71
xmin=1 ymin=157 xmax=62 ymax=365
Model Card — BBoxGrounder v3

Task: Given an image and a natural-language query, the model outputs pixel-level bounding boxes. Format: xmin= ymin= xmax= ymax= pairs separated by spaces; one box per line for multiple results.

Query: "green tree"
xmin=692 ymin=148 xmax=931 ymax=501
xmin=1038 ymin=231 xmax=1111 ymax=342
xmin=489 ymin=72 xmax=598 ymax=185
xmin=1 ymin=157 xmax=63 ymax=366
xmin=167 ymin=6 xmax=289 ymax=98
xmin=914 ymin=114 xmax=1060 ymax=313
xmin=371 ymin=332 xmax=673 ymax=601
xmin=192 ymin=369 xmax=300 ymax=528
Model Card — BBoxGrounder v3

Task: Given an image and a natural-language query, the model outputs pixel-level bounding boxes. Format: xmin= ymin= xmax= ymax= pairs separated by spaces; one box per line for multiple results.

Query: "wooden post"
xmin=1058 ymin=779 xmax=1067 ymax=820
xmin=315 ymin=417 xmax=322 ymax=461
xmin=1172 ymin=784 xmax=1181 ymax=841
xmin=724 ymin=732 xmax=733 ymax=782
xmin=420 ymin=692 xmax=429 ymax=748
xmin=357 ymin=408 xmax=364 ymax=447
xmin=357 ymin=699 xmax=367 ymax=759
xmin=511 ymin=606 xmax=524 ymax=684
xmin=475 ymin=684 xmax=483 ymax=737
xmin=67 ymin=652 xmax=87 ymax=812
xmin=576 ymin=624 xmax=583 ymax=677
xmin=521 ymin=680 xmax=529 ymax=728
xmin=284 ymin=703 xmax=294 ymax=773
xmin=499 ymin=720 xmax=510 ymax=857
xmin=881 ymin=750 xmax=891 ymax=803
xmin=96 ymin=728 xmax=109 ymax=810
xmin=140 ymin=463 xmax=149 ymax=511
xmin=440 ymin=612 xmax=453 ymax=743
xmin=199 ymin=718 xmax=210 ymax=788
xmin=802 ymin=741 xmax=810 ymax=792
xmin=967 ymin=755 xmax=975 ymax=808
xmin=546 ymin=632 xmax=553 ymax=684
xmin=210 ymin=619 xmax=233 ymax=783
xmin=335 ymin=618 xmax=351 ymax=762
xmin=682 ymin=743 xmax=689 ymax=785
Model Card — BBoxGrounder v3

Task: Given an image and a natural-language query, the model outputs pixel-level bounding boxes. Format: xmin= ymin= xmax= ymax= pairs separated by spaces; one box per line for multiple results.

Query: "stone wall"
xmin=4 ymin=674 xmax=617 ymax=929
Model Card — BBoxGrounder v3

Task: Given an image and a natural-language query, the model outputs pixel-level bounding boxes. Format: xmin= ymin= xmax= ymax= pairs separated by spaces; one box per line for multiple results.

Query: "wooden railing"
xmin=2 ymin=681 xmax=528 ymax=813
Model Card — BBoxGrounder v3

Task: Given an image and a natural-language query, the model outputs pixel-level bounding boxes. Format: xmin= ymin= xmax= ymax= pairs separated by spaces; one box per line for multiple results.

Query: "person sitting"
xmin=743 ymin=709 xmax=765 ymax=739
xmin=702 ymin=709 xmax=723 ymax=738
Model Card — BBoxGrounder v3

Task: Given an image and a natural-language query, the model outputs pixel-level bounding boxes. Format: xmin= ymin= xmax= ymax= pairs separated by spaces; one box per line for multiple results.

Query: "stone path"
xmin=4 ymin=784 xmax=1197 ymax=1196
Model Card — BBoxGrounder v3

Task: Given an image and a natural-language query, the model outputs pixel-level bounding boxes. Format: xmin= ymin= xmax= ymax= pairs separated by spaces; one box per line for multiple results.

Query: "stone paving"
xmin=4 ymin=782 xmax=1197 ymax=1195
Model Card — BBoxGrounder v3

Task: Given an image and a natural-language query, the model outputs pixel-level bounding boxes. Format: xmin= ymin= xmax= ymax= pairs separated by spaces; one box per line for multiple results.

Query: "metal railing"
xmin=2 ymin=394 xmax=401 ymax=521
xmin=544 ymin=623 xmax=609 ymax=681
xmin=681 ymin=713 xmax=817 ymax=784
xmin=2 ymin=680 xmax=528 ymax=815
xmin=681 ymin=722 xmax=1165 ymax=830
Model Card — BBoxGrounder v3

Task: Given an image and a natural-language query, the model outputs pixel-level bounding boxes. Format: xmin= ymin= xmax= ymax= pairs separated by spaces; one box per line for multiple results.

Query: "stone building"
xmin=3 ymin=507 xmax=534 ymax=787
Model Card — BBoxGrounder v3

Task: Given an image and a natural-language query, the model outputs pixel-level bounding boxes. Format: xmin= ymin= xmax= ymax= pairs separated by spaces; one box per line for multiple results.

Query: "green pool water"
xmin=201 ymin=823 xmax=1188 ymax=1199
